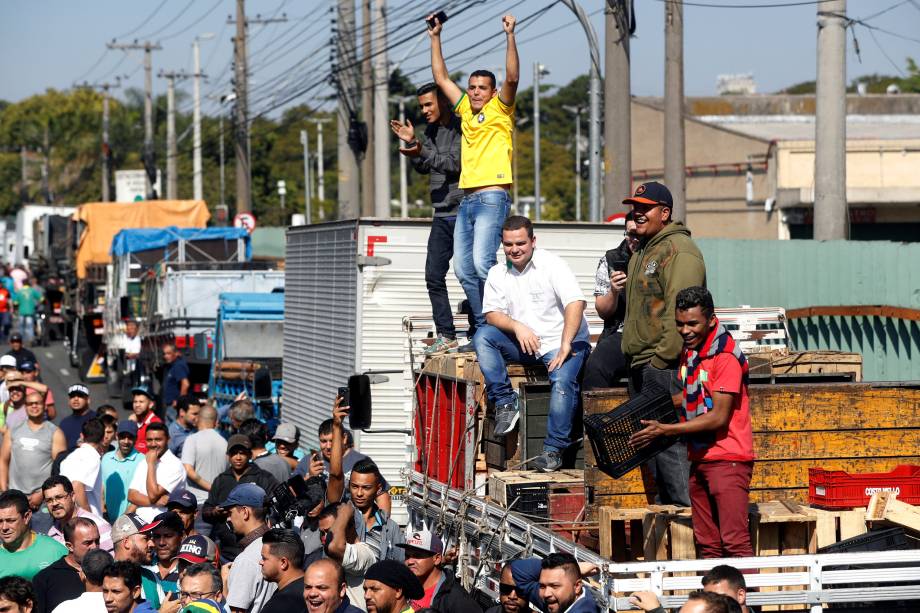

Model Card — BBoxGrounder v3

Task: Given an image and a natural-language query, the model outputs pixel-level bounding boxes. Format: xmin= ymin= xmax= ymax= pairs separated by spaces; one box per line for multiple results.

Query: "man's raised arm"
xmin=427 ymin=14 xmax=463 ymax=106
xmin=499 ymin=14 xmax=519 ymax=105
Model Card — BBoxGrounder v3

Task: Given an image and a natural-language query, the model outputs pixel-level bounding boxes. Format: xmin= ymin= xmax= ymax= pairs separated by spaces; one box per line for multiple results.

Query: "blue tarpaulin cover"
xmin=110 ymin=226 xmax=251 ymax=259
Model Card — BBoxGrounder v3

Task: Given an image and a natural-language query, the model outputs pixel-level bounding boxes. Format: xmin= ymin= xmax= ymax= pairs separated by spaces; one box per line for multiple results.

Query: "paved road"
xmin=17 ymin=340 xmax=125 ymax=424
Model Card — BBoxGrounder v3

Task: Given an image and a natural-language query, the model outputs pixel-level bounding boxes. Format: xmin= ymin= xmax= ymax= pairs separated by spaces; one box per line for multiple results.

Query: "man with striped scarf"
xmin=629 ymin=286 xmax=755 ymax=559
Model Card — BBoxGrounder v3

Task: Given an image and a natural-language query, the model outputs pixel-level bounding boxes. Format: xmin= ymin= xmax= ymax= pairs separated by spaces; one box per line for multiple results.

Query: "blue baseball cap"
xmin=131 ymin=385 xmax=155 ymax=399
xmin=218 ymin=483 xmax=266 ymax=509
xmin=117 ymin=420 xmax=138 ymax=436
xmin=167 ymin=489 xmax=198 ymax=510
xmin=18 ymin=361 xmax=36 ymax=372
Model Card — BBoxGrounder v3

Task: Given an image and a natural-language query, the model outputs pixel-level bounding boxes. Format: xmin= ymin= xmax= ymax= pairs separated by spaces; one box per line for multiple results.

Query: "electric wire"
xmin=113 ymin=0 xmax=171 ymax=40
xmin=139 ymin=0 xmax=197 ymax=40
xmin=656 ymin=0 xmax=865 ymax=7
xmin=158 ymin=0 xmax=224 ymax=42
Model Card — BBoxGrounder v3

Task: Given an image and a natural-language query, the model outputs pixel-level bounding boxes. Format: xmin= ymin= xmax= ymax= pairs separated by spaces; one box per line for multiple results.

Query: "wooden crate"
xmin=771 ymin=351 xmax=862 ymax=382
xmin=489 ymin=469 xmax=584 ymax=508
xmin=585 ymin=383 xmax=920 ymax=511
xmin=597 ymin=505 xmax=694 ymax=562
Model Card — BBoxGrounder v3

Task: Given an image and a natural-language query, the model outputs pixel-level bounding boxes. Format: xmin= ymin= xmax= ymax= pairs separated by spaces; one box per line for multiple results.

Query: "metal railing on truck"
xmin=406 ymin=470 xmax=920 ymax=612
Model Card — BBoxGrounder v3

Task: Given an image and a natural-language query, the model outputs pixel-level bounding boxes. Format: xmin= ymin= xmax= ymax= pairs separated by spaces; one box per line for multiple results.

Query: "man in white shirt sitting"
xmin=474 ymin=215 xmax=591 ymax=472
xmin=127 ymin=422 xmax=188 ymax=523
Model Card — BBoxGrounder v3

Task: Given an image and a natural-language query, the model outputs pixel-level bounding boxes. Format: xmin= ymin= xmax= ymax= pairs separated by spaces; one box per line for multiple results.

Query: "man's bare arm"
xmin=427 ymin=14 xmax=463 ymax=106
xmin=499 ymin=14 xmax=519 ymax=105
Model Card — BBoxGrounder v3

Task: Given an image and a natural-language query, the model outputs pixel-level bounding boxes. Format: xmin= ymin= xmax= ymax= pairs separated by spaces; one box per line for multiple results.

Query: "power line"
xmin=857 ymin=0 xmax=909 ymax=22
xmin=655 ymin=0 xmax=861 ymax=8
xmin=864 ymin=26 xmax=906 ymax=75
xmin=113 ymin=0 xmax=171 ymax=40
xmin=159 ymin=0 xmax=225 ymax=41
xmin=139 ymin=0 xmax=196 ymax=40
xmin=73 ymin=49 xmax=111 ymax=84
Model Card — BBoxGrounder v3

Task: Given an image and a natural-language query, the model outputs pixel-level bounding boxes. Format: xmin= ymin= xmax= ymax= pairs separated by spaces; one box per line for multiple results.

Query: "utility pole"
xmin=664 ymin=0 xmax=686 ymax=222
xmin=533 ymin=62 xmax=549 ymax=221
xmin=20 ymin=146 xmax=28 ymax=204
xmin=814 ymin=0 xmax=848 ymax=240
xmin=563 ymin=105 xmax=583 ymax=221
xmin=228 ymin=7 xmax=287 ymax=214
xmin=83 ymin=79 xmax=122 ymax=201
xmin=336 ymin=0 xmax=360 ymax=218
xmin=373 ymin=0 xmax=390 ymax=217
xmin=301 ymin=129 xmax=312 ymax=224
xmin=308 ymin=118 xmax=330 ymax=203
xmin=390 ymin=96 xmax=412 ymax=217
xmin=159 ymin=70 xmax=190 ymax=200
xmin=605 ymin=0 xmax=632 ymax=215
xmin=192 ymin=34 xmax=214 ymax=201
xmin=108 ymin=40 xmax=162 ymax=199
xmin=361 ymin=0 xmax=375 ymax=217
xmin=233 ymin=0 xmax=250 ymax=213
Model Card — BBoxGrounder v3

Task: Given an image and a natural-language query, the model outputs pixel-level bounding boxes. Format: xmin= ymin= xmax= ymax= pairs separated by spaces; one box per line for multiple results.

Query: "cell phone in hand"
xmin=611 ymin=257 xmax=629 ymax=274
xmin=337 ymin=386 xmax=350 ymax=408
xmin=426 ymin=10 xmax=448 ymax=29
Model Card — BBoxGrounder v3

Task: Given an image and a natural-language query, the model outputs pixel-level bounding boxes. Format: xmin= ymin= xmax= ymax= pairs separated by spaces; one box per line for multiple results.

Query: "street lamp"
xmin=192 ymin=33 xmax=215 ymax=201
xmin=562 ymin=104 xmax=584 ymax=221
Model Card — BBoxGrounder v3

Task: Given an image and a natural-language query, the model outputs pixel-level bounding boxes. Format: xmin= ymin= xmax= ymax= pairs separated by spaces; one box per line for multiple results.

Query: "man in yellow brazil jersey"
xmin=428 ymin=12 xmax=519 ymax=342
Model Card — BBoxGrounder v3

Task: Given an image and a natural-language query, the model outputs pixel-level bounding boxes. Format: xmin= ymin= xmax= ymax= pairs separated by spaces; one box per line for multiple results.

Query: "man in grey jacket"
xmin=391 ymin=82 xmax=463 ymax=355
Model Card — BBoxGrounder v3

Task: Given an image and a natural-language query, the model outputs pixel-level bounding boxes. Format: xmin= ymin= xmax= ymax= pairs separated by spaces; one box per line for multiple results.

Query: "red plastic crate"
xmin=808 ymin=465 xmax=920 ymax=509
xmin=549 ymin=489 xmax=586 ymax=542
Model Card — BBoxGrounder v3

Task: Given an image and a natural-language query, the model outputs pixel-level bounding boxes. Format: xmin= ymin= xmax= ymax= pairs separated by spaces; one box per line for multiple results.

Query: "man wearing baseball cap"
xmin=111 ymin=513 xmax=165 ymax=609
xmin=5 ymin=332 xmax=37 ymax=372
xmin=173 ymin=534 xmax=219 ymax=569
xmin=166 ymin=489 xmax=199 ymax=536
xmin=101 ymin=420 xmax=143 ymax=521
xmin=363 ymin=559 xmax=424 ymax=613
xmin=220 ymin=483 xmax=277 ymax=613
xmin=18 ymin=361 xmax=55 ymax=420
xmin=621 ymin=181 xmax=706 ymax=507
xmin=60 ymin=384 xmax=96 ymax=451
xmin=201 ymin=434 xmax=277 ymax=563
xmin=0 ymin=354 xmax=17 ymax=405
xmin=398 ymin=524 xmax=480 ymax=612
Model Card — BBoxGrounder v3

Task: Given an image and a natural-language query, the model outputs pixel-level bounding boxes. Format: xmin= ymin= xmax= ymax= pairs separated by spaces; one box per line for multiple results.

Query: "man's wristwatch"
xmin=406 ymin=139 xmax=419 ymax=149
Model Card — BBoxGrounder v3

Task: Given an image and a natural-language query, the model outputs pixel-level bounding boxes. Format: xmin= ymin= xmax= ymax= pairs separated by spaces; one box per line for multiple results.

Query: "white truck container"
xmin=14 ymin=204 xmax=75 ymax=264
xmin=282 ymin=219 xmax=626 ymax=522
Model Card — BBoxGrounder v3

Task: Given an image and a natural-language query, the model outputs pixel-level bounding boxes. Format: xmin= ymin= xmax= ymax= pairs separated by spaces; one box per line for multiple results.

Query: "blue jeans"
xmin=19 ymin=315 xmax=34 ymax=344
xmin=473 ymin=324 xmax=590 ymax=453
xmin=453 ymin=190 xmax=511 ymax=331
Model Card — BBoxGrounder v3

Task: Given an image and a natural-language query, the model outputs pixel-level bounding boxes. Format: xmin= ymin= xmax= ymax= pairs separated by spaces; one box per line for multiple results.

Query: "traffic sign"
xmin=233 ymin=212 xmax=257 ymax=234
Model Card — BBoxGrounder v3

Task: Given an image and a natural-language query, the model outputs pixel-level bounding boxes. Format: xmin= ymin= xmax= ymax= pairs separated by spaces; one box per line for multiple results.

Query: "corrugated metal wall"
xmin=283 ymin=223 xmax=358 ymax=452
xmin=698 ymin=239 xmax=920 ymax=381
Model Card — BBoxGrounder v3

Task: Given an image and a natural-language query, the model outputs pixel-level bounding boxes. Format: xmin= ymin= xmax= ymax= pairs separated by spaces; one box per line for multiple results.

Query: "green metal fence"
xmin=698 ymin=239 xmax=920 ymax=381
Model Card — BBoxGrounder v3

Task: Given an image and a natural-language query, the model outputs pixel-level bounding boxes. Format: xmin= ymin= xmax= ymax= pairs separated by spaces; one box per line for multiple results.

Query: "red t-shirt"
xmin=0 ymin=289 xmax=10 ymax=313
xmin=684 ymin=353 xmax=755 ymax=463
xmin=134 ymin=411 xmax=163 ymax=453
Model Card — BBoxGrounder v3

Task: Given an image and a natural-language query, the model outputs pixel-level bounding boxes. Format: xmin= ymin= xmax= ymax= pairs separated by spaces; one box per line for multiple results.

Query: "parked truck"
xmin=104 ymin=226 xmax=250 ymax=396
xmin=208 ymin=292 xmax=285 ymax=426
xmin=66 ymin=200 xmax=210 ymax=378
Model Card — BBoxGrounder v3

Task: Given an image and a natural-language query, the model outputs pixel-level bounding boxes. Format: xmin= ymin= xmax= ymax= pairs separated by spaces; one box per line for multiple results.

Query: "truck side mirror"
xmin=348 ymin=374 xmax=372 ymax=430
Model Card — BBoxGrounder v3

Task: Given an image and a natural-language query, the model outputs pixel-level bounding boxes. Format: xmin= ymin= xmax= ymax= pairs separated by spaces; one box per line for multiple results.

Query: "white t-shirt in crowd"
xmin=128 ymin=449 xmax=187 ymax=523
xmin=124 ymin=335 xmax=142 ymax=356
xmin=51 ymin=591 xmax=106 ymax=613
xmin=60 ymin=443 xmax=103 ymax=516
xmin=482 ymin=248 xmax=590 ymax=356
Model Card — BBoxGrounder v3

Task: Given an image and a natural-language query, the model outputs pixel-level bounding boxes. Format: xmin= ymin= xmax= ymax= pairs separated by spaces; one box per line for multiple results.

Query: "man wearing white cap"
xmin=59 ymin=384 xmax=96 ymax=451
xmin=0 ymin=354 xmax=17 ymax=404
xmin=397 ymin=524 xmax=480 ymax=612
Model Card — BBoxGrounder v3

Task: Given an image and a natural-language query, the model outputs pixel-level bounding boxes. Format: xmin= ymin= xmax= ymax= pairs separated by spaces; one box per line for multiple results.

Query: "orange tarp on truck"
xmin=74 ymin=200 xmax=210 ymax=278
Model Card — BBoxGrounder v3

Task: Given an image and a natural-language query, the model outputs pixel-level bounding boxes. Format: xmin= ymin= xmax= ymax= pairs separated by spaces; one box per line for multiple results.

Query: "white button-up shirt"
xmin=482 ymin=248 xmax=589 ymax=357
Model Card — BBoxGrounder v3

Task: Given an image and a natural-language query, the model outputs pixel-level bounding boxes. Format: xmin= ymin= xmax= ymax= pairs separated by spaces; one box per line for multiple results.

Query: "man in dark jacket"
xmin=391 ymin=82 xmax=463 ymax=355
xmin=582 ymin=211 xmax=640 ymax=390
xmin=485 ymin=562 xmax=531 ymax=613
xmin=201 ymin=434 xmax=278 ymax=562
xmin=397 ymin=525 xmax=481 ymax=612
xmin=510 ymin=553 xmax=599 ymax=613
xmin=621 ymin=181 xmax=706 ymax=507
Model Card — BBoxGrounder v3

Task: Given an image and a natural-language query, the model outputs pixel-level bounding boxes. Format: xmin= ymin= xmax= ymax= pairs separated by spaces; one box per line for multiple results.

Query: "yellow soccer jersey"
xmin=454 ymin=93 xmax=514 ymax=189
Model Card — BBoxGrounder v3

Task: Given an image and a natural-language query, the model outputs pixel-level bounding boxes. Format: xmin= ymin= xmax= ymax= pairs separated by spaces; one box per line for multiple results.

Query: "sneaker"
xmin=424 ymin=336 xmax=459 ymax=356
xmin=448 ymin=342 xmax=476 ymax=354
xmin=492 ymin=398 xmax=520 ymax=436
xmin=531 ymin=450 xmax=562 ymax=472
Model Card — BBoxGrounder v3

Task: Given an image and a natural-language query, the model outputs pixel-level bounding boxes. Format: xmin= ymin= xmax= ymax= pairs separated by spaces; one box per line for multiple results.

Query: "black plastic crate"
xmin=818 ymin=527 xmax=912 ymax=554
xmin=506 ymin=483 xmax=549 ymax=519
xmin=584 ymin=385 xmax=679 ymax=479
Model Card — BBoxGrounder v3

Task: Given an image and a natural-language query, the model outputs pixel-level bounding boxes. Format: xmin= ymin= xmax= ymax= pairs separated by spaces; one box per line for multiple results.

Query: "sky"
xmin=1 ymin=0 xmax=918 ymax=118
